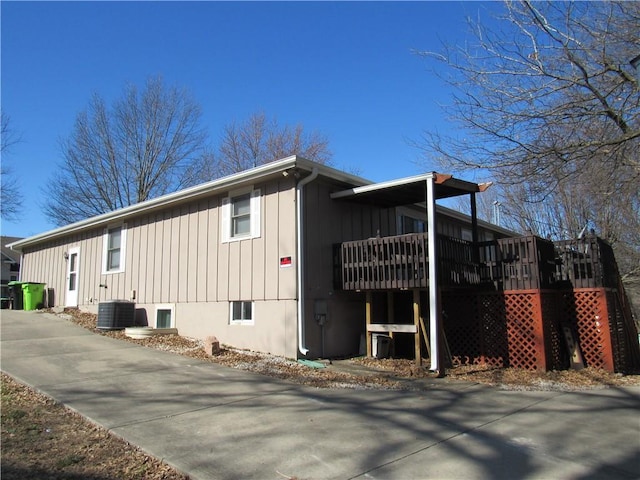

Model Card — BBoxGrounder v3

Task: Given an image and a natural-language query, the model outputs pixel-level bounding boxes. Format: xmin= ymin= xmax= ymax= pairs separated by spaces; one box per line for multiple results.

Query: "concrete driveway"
xmin=1 ymin=310 xmax=639 ymax=480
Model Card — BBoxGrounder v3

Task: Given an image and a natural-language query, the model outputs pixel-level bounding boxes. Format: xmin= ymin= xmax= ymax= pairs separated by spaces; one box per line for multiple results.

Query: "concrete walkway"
xmin=2 ymin=309 xmax=639 ymax=480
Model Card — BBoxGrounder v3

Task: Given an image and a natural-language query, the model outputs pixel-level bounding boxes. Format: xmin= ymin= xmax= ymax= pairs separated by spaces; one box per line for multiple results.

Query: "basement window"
xmin=155 ymin=304 xmax=174 ymax=329
xmin=230 ymin=301 xmax=254 ymax=325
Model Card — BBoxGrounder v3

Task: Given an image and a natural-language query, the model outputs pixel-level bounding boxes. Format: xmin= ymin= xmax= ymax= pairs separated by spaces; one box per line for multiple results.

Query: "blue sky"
xmin=1 ymin=1 xmax=501 ymax=239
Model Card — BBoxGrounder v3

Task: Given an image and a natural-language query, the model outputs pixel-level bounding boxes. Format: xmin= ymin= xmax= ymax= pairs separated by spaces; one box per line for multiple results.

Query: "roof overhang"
xmin=7 ymin=157 xmax=494 ymax=252
xmin=330 ymin=172 xmax=491 ymax=207
xmin=7 ymin=155 xmax=370 ymax=252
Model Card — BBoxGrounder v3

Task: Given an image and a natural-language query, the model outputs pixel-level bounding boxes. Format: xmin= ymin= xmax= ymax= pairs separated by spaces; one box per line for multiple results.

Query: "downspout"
xmin=18 ymin=252 xmax=24 ymax=282
xmin=296 ymin=167 xmax=319 ymax=356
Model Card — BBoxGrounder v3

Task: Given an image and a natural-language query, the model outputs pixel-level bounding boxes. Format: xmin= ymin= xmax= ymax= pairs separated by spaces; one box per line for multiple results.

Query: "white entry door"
xmin=66 ymin=247 xmax=80 ymax=307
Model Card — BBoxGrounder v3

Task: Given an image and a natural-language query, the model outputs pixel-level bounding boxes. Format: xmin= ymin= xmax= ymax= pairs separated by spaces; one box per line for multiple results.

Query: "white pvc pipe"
xmin=296 ymin=168 xmax=319 ymax=356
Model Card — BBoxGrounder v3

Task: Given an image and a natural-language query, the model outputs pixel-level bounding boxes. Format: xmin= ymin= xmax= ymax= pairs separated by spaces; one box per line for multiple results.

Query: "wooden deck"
xmin=337 ymin=233 xmax=493 ymax=291
xmin=335 ymin=233 xmax=639 ymax=373
xmin=335 ymin=234 xmax=612 ymax=292
xmin=335 ymin=233 xmax=556 ymax=291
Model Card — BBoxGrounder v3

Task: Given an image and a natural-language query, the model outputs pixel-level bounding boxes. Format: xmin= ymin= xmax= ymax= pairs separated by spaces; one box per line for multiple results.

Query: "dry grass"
xmin=1 ymin=373 xmax=189 ymax=480
xmin=353 ymin=356 xmax=640 ymax=390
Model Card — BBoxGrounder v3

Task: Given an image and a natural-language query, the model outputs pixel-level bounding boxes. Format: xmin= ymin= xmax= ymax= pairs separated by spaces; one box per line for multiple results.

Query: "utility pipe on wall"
xmin=296 ymin=167 xmax=319 ymax=356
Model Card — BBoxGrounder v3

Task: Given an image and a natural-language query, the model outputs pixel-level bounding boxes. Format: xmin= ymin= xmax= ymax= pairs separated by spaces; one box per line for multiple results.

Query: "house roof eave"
xmin=8 ymin=156 xmax=379 ymax=252
xmin=7 ymin=156 xmax=507 ymax=251
xmin=9 ymin=156 xmax=312 ymax=251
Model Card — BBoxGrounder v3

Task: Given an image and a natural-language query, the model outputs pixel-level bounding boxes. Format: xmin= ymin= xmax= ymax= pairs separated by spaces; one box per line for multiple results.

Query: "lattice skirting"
xmin=441 ymin=291 xmax=500 ymax=366
xmin=443 ymin=288 xmax=639 ymax=373
xmin=442 ymin=290 xmax=561 ymax=372
xmin=560 ymin=288 xmax=640 ymax=373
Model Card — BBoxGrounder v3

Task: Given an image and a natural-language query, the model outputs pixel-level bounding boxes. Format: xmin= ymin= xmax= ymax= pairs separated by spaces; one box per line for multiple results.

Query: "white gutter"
xmin=296 ymin=167 xmax=319 ymax=356
xmin=18 ymin=253 xmax=24 ymax=282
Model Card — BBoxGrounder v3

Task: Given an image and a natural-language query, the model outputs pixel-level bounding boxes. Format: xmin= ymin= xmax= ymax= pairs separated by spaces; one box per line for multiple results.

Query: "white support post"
xmin=426 ymin=177 xmax=441 ymax=373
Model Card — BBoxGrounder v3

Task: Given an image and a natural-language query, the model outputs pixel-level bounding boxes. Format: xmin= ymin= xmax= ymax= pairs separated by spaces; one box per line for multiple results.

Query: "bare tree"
xmin=208 ymin=112 xmax=332 ymax=178
xmin=45 ymin=76 xmax=208 ymax=226
xmin=417 ymin=1 xmax=640 ymax=276
xmin=1 ymin=112 xmax=22 ymax=221
xmin=419 ymin=2 xmax=639 ymax=181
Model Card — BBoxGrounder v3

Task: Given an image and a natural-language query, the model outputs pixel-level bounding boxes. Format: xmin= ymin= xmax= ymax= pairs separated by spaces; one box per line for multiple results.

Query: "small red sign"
xmin=280 ymin=256 xmax=292 ymax=268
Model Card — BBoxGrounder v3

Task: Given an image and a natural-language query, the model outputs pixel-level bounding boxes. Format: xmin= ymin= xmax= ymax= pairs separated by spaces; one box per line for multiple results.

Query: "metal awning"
xmin=329 ymin=172 xmax=490 ymax=207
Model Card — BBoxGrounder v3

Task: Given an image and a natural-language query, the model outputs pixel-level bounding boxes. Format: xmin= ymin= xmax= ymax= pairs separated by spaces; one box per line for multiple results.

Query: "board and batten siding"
xmin=18 ymin=179 xmax=298 ymax=356
xmin=298 ymin=178 xmax=511 ymax=359
xmin=299 ymin=178 xmax=399 ymax=358
xmin=18 ymin=228 xmax=105 ymax=307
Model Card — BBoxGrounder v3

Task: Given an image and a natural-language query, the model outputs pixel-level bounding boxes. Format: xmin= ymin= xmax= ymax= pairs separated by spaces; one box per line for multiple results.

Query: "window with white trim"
xmin=230 ymin=301 xmax=254 ymax=325
xmin=155 ymin=304 xmax=175 ymax=329
xmin=221 ymin=188 xmax=261 ymax=242
xmin=102 ymin=224 xmax=127 ymax=274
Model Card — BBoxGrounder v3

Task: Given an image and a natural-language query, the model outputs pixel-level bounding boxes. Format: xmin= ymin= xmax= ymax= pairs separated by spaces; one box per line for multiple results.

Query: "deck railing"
xmin=337 ymin=233 xmax=488 ymax=291
xmin=335 ymin=233 xmax=621 ymax=292
xmin=478 ymin=236 xmax=557 ymax=290
xmin=339 ymin=234 xmax=429 ymax=291
xmin=438 ymin=236 xmax=484 ymax=287
xmin=554 ymin=236 xmax=619 ymax=289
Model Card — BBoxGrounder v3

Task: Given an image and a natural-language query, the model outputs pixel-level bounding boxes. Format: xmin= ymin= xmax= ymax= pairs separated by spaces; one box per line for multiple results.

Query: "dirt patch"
xmin=354 ymin=357 xmax=640 ymax=391
xmin=1 ymin=373 xmax=189 ymax=480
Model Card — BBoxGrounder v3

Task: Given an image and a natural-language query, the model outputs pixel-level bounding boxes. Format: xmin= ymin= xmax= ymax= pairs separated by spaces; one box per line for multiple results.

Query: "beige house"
xmin=8 ymin=156 xmax=513 ymax=362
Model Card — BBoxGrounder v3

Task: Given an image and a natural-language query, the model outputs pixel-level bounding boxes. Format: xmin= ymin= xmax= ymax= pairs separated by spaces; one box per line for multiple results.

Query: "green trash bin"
xmin=22 ymin=283 xmax=46 ymax=311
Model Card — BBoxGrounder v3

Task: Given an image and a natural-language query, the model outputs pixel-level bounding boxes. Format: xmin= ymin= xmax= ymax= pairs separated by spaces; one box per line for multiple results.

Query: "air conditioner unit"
xmin=97 ymin=300 xmax=136 ymax=330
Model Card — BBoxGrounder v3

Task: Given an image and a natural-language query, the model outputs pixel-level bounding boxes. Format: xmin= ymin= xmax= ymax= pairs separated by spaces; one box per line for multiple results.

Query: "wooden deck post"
xmin=413 ymin=289 xmax=422 ymax=366
xmin=387 ymin=291 xmax=395 ymax=346
xmin=470 ymin=192 xmax=480 ymax=264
